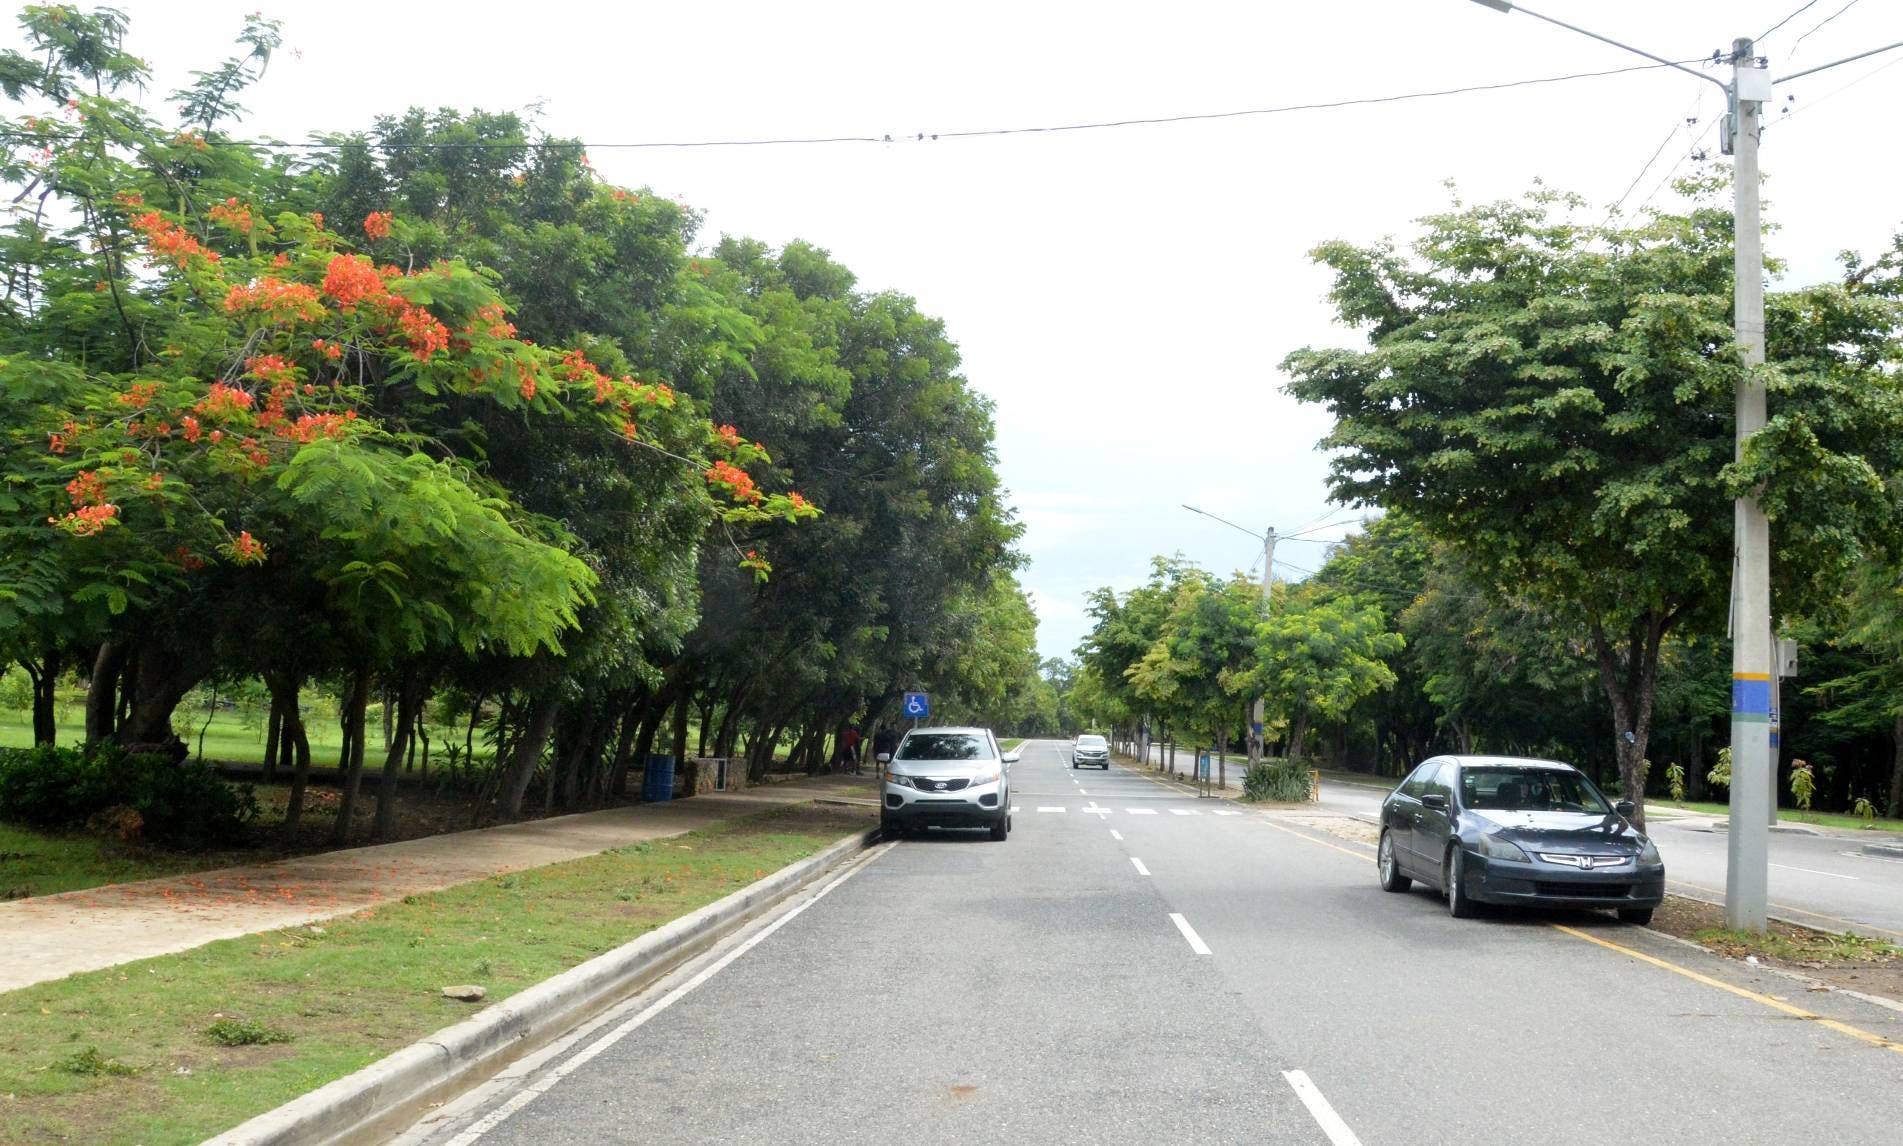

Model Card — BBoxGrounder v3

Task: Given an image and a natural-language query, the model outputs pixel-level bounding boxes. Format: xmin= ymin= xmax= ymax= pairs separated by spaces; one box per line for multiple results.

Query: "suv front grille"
xmin=917 ymin=777 xmax=969 ymax=792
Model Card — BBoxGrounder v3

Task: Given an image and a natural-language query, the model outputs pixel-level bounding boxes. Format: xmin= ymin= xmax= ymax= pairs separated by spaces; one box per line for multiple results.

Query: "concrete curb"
xmin=1863 ymin=841 xmax=1903 ymax=859
xmin=205 ymin=827 xmax=880 ymax=1146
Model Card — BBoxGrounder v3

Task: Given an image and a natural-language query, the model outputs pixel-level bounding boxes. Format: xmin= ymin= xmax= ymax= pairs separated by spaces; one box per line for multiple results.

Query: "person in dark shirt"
xmin=872 ymin=725 xmax=899 ymax=764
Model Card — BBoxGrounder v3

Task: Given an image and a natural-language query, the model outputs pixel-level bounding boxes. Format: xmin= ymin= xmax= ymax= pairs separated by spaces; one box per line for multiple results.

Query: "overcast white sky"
xmin=38 ymin=0 xmax=1903 ymax=659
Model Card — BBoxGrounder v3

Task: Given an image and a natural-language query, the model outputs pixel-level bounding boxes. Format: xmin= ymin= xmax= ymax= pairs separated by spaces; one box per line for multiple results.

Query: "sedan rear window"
xmin=897 ymin=733 xmax=990 ymax=761
xmin=1462 ymin=767 xmax=1608 ymax=814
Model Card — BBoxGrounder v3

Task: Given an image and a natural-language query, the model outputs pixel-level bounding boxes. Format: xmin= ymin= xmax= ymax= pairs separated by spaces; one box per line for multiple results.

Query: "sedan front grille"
xmin=1537 ymin=853 xmax=1632 ymax=870
xmin=1534 ymin=882 xmax=1632 ymax=899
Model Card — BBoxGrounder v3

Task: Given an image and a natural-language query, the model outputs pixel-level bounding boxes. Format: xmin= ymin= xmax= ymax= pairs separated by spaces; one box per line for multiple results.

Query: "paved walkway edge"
xmin=204 ymin=827 xmax=880 ymax=1146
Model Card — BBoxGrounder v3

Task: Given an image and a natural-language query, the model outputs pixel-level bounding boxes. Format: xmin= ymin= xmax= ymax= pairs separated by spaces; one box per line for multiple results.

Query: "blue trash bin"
xmin=642 ymin=754 xmax=675 ymax=802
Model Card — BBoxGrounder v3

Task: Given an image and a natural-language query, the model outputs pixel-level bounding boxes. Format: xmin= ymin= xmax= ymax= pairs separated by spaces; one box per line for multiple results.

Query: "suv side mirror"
xmin=1614 ymin=799 xmax=1635 ymax=819
xmin=876 ymin=752 xmax=891 ymax=764
xmin=1420 ymin=793 xmax=1449 ymax=810
xmin=1002 ymin=750 xmax=1021 ymax=766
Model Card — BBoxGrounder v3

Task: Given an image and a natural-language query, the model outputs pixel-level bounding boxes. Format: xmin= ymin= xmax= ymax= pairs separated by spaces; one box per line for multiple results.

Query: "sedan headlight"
xmin=1475 ymin=833 xmax=1530 ymax=862
xmin=1638 ymin=837 xmax=1661 ymax=865
xmin=883 ymin=772 xmax=916 ymax=789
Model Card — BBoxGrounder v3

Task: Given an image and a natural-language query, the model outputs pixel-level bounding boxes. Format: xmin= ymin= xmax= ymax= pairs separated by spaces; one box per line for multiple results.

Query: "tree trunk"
xmin=1288 ymin=707 xmax=1310 ymax=762
xmin=1888 ymin=714 xmax=1903 ymax=818
xmin=84 ymin=640 xmax=127 ymax=744
xmin=670 ymin=690 xmax=692 ymax=769
xmin=22 ymin=649 xmax=61 ymax=746
xmin=113 ymin=632 xmax=214 ymax=760
xmin=373 ymin=679 xmax=426 ymax=839
xmin=1588 ymin=611 xmax=1676 ymax=832
xmin=1216 ymin=727 xmax=1229 ymax=789
xmin=628 ymin=699 xmax=670 ymax=798
xmin=501 ymin=695 xmax=561 ymax=819
xmin=330 ymin=667 xmax=373 ymax=845
xmin=262 ymin=695 xmax=282 ymax=783
xmin=282 ymin=697 xmax=312 ymax=837
xmin=697 ymin=696 xmax=714 ymax=758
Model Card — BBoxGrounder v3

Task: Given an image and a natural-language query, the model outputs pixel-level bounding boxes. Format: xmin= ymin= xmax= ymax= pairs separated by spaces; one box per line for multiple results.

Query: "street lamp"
xmin=1469 ymin=0 xmax=1903 ymax=933
xmin=1182 ymin=505 xmax=1276 ymax=771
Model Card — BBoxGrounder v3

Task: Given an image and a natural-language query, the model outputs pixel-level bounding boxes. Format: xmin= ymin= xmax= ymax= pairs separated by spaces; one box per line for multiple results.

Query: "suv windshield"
xmin=897 ymin=733 xmax=990 ymax=761
xmin=1461 ymin=767 xmax=1609 ymax=814
xmin=1077 ymin=735 xmax=1106 ymax=748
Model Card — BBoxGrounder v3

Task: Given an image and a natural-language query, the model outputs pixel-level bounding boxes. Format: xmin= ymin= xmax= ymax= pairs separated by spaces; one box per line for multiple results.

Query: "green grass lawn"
xmin=0 ymin=823 xmax=255 ymax=899
xmin=0 ymin=706 xmax=497 ymax=768
xmin=1651 ymin=798 xmax=1902 ymax=834
xmin=0 ymin=803 xmax=874 ymax=1146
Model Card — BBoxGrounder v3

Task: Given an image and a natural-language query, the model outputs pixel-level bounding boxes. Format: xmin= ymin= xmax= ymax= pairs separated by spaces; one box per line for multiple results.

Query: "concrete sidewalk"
xmin=0 ymin=781 xmax=870 ymax=995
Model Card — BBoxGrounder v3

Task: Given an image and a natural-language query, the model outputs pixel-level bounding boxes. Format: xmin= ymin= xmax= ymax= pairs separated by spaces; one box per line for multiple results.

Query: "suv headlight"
xmin=1638 ymin=837 xmax=1661 ymax=865
xmin=1476 ymin=833 xmax=1529 ymax=862
xmin=968 ymin=767 xmax=1001 ymax=786
xmin=883 ymin=772 xmax=916 ymax=789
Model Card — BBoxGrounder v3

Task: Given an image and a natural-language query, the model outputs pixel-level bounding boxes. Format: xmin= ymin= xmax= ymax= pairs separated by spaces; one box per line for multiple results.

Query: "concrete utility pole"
xmin=1470 ymin=2 xmax=1903 ymax=932
xmin=1182 ymin=505 xmax=1276 ymax=770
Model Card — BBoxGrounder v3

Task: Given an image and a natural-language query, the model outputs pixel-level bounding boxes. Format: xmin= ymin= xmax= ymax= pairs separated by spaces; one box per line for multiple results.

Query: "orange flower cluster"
xmin=227 ymin=530 xmax=267 ymax=565
xmin=115 ymin=381 xmax=160 ymax=409
xmin=470 ymin=302 xmax=515 ymax=340
xmin=182 ymin=414 xmax=201 ymax=442
xmin=557 ymin=349 xmax=611 ymax=403
xmin=66 ymin=469 xmax=108 ymax=506
xmin=129 ymin=210 xmax=217 ymax=267
xmin=224 ymin=276 xmax=324 ymax=323
xmin=704 ymin=460 xmax=762 ymax=504
xmin=113 ymin=190 xmax=144 ymax=207
xmin=789 ymin=491 xmax=810 ymax=512
xmin=322 ymin=254 xmax=386 ymax=308
xmin=715 ymin=424 xmax=742 ymax=449
xmin=310 ymin=338 xmax=344 ymax=361
xmin=50 ymin=503 xmax=118 ymax=536
xmin=208 ymin=197 xmax=255 ymax=233
xmin=395 ymin=304 xmax=451 ymax=362
xmin=363 ymin=211 xmax=393 ymax=240
xmin=47 ymin=432 xmax=66 ymax=454
xmin=144 ymin=472 xmax=164 ymax=490
xmin=197 ymin=382 xmax=255 ymax=419
xmin=278 ymin=412 xmax=353 ymax=443
xmin=244 ymin=354 xmax=296 ymax=388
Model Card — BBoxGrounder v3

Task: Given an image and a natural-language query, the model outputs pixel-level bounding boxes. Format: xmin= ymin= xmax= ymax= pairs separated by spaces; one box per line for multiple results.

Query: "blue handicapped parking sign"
xmin=903 ymin=691 xmax=930 ymax=719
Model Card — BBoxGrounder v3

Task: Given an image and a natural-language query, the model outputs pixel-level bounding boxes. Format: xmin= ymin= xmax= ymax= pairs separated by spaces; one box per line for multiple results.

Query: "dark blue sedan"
xmin=1377 ymin=755 xmax=1665 ymax=924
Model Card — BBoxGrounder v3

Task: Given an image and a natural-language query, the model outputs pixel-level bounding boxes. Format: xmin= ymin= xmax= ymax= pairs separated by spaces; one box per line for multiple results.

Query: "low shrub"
xmin=0 ymin=744 xmax=258 ymax=847
xmin=1242 ymin=760 xmax=1312 ymax=803
xmin=205 ymin=1017 xmax=292 ymax=1047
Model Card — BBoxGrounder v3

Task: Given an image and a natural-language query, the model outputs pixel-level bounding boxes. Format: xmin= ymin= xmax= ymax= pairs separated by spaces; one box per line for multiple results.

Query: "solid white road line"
xmin=1037 ymin=806 xmax=1065 ymax=813
xmin=1130 ymin=857 xmax=1151 ymax=876
xmin=1168 ymin=912 xmax=1212 ymax=955
xmin=1127 ymin=808 xmax=1157 ymax=815
xmin=1110 ymin=829 xmax=1124 ymax=841
xmin=1282 ymin=1070 xmax=1363 ymax=1146
xmin=444 ymin=844 xmax=891 ymax=1144
xmin=1770 ymin=862 xmax=1857 ymax=880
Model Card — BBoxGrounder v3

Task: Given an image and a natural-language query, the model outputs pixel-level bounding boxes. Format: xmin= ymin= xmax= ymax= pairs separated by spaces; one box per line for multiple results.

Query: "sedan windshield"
xmin=1461 ymin=767 xmax=1609 ymax=815
xmin=897 ymin=733 xmax=990 ymax=761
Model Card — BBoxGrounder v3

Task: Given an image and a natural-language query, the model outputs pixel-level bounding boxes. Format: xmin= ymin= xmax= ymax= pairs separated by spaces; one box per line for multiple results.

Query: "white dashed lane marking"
xmin=1036 ymin=806 xmax=1065 ymax=813
xmin=1127 ymin=809 xmax=1158 ymax=816
xmin=1110 ymin=829 xmax=1124 ymax=840
xmin=1130 ymin=857 xmax=1151 ymax=876
xmin=1283 ymin=1070 xmax=1363 ymax=1145
xmin=1170 ymin=809 xmax=1200 ymax=816
xmin=1169 ymin=912 xmax=1213 ymax=955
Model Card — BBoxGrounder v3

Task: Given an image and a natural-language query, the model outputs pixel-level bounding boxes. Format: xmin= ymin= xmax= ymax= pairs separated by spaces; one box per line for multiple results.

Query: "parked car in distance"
xmin=877 ymin=726 xmax=1019 ymax=841
xmin=1377 ymin=755 xmax=1665 ymax=924
xmin=1071 ymin=733 xmax=1110 ymax=769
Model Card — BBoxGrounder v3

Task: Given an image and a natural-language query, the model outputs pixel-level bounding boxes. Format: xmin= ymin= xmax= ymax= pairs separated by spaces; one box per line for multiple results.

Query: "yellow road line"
xmin=1552 ymin=924 xmax=1903 ymax=1056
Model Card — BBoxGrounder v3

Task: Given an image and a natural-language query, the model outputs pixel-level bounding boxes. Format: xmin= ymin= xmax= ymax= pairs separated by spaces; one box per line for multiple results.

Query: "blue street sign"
xmin=902 ymin=691 xmax=930 ymax=718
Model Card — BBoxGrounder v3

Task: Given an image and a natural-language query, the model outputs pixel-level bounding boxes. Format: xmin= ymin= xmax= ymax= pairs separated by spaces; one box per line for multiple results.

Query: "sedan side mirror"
xmin=876 ymin=752 xmax=892 ymax=764
xmin=1420 ymin=793 xmax=1449 ymax=810
xmin=1615 ymin=799 xmax=1635 ymax=819
xmin=1002 ymin=750 xmax=1020 ymax=766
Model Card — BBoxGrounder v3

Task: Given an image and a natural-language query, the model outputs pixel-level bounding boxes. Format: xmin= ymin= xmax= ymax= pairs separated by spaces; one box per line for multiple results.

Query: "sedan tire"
xmin=1617 ymin=907 xmax=1654 ymax=926
xmin=1445 ymin=847 xmax=1476 ymax=919
xmin=1377 ymin=830 xmax=1411 ymax=893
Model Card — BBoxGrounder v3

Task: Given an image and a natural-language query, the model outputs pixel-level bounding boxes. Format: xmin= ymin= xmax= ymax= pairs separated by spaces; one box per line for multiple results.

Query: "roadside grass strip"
xmin=0 ymin=804 xmax=873 ymax=1146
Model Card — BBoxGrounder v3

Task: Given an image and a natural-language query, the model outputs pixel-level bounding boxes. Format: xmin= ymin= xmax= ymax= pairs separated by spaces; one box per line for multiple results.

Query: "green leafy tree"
xmin=1238 ymin=586 xmax=1401 ymax=760
xmin=1284 ymin=184 xmax=1903 ymax=825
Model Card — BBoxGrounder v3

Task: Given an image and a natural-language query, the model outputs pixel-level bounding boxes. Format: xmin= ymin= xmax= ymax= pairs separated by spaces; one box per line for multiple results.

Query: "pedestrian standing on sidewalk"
xmin=840 ymin=725 xmax=863 ymax=773
xmin=872 ymin=725 xmax=899 ymax=765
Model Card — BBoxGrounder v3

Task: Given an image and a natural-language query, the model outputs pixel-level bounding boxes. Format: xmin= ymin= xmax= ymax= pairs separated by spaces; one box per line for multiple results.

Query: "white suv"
xmin=1071 ymin=734 xmax=1110 ymax=769
xmin=878 ymin=726 xmax=1018 ymax=840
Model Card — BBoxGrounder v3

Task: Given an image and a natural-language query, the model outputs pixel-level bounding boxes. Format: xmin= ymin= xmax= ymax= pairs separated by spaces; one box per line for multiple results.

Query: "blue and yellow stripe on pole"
xmin=1732 ymin=672 xmax=1772 ymax=724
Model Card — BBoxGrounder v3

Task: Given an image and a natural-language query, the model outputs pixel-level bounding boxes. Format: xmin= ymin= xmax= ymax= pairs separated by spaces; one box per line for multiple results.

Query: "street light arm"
xmin=1181 ymin=504 xmax=1264 ymax=542
xmin=1778 ymin=40 xmax=1903 ymax=84
xmin=1470 ymin=1 xmax=1730 ymax=94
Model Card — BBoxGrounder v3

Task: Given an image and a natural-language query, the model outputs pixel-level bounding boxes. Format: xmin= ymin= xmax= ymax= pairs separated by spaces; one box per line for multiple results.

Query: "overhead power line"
xmin=1760 ymin=0 xmax=1826 ymax=44
xmin=9 ymin=56 xmax=1712 ymax=155
xmin=1793 ymin=0 xmax=1865 ymax=53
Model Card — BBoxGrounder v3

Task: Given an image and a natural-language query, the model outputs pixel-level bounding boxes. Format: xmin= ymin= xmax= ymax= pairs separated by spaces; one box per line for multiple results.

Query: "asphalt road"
xmin=402 ymin=740 xmax=1903 ymax=1145
xmin=1311 ymin=777 xmax=1903 ymax=942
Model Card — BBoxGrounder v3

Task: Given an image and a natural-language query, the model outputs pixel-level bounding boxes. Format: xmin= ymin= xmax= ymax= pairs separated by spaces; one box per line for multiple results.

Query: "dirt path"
xmin=0 ymin=783 xmax=867 ymax=995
